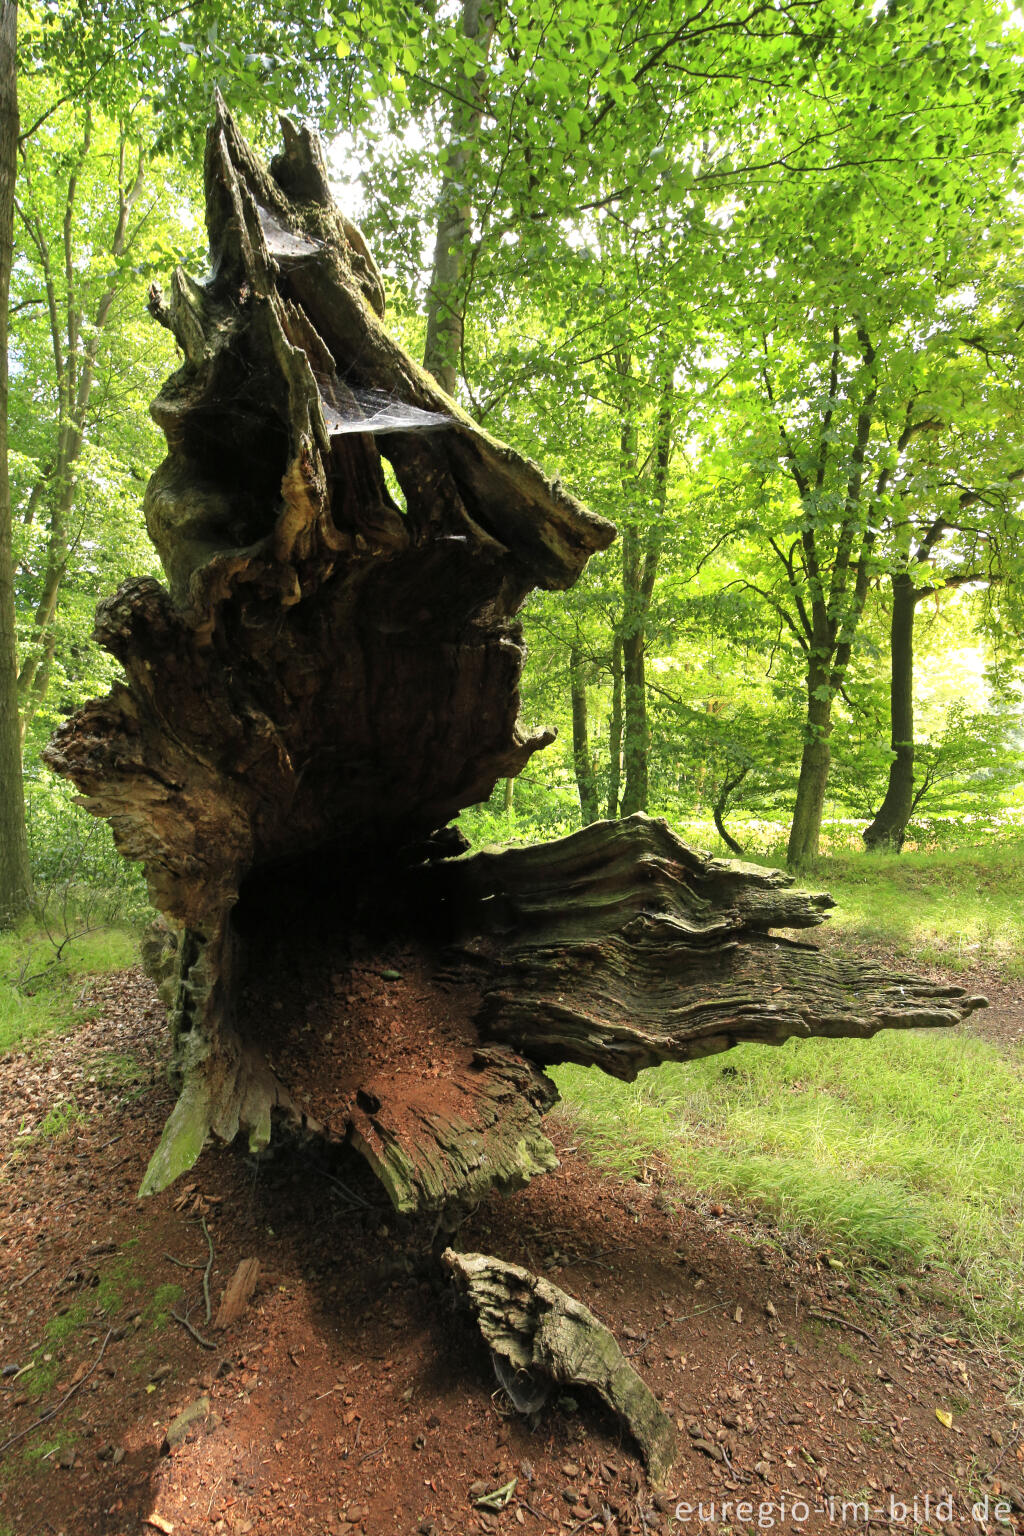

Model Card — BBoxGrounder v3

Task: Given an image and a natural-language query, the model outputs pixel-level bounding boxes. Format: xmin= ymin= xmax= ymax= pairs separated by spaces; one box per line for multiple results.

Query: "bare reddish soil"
xmin=1 ymin=968 xmax=1022 ymax=1536
xmin=242 ymin=941 xmax=487 ymax=1141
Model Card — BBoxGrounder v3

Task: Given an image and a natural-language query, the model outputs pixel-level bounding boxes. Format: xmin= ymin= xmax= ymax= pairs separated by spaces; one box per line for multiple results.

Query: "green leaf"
xmin=474 ymin=1479 xmax=517 ymax=1510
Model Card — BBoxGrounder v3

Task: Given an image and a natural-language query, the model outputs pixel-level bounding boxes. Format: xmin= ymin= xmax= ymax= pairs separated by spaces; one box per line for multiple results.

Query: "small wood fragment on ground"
xmin=443 ymin=1248 xmax=676 ymax=1485
xmin=214 ymin=1257 xmax=261 ymax=1329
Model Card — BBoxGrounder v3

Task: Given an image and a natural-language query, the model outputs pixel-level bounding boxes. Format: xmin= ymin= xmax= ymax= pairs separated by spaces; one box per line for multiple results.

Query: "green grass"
xmin=798 ymin=839 xmax=1024 ymax=976
xmin=556 ymin=1026 xmax=1024 ymax=1348
xmin=44 ymin=1301 xmax=92 ymax=1345
xmin=12 ymin=1245 xmax=152 ymax=1421
xmin=22 ymin=1434 xmax=77 ymax=1465
xmin=15 ymin=1303 xmax=92 ymax=1401
xmin=673 ymin=821 xmax=1024 ymax=976
xmin=0 ymin=921 xmax=139 ymax=1053
xmin=146 ymin=1281 xmax=184 ymax=1329
xmin=33 ymin=1100 xmax=87 ymax=1141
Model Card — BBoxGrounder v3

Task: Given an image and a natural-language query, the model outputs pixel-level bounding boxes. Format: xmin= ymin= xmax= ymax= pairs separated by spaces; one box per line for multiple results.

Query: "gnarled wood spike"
xmin=423 ymin=814 xmax=984 ymax=1078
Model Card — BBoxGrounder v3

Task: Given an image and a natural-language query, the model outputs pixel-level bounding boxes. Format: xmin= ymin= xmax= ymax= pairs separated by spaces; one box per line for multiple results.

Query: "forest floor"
xmin=0 ymin=954 xmax=1022 ymax=1536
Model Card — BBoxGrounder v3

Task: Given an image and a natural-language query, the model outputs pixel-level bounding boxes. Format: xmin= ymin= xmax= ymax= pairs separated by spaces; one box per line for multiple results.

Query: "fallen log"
xmin=44 ymin=99 xmax=983 ymax=1221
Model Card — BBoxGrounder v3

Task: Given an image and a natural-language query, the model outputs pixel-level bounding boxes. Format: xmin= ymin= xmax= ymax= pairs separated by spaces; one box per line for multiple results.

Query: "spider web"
xmin=308 ymin=366 xmax=453 ymax=439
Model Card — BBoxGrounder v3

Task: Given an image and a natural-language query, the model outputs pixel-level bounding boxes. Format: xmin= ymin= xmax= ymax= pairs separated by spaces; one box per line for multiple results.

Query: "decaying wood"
xmin=43 ymin=96 xmax=612 ymax=1200
xmin=44 ymin=100 xmax=983 ymax=1221
xmin=444 ymin=1248 xmax=676 ymax=1484
xmin=214 ymin=1258 xmax=261 ymax=1329
xmin=345 ymin=1046 xmax=559 ymax=1217
xmin=424 ymin=814 xmax=984 ymax=1075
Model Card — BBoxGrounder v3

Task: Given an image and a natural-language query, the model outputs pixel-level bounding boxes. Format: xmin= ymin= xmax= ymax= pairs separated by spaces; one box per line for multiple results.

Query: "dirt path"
xmin=0 ymin=970 xmax=1022 ymax=1536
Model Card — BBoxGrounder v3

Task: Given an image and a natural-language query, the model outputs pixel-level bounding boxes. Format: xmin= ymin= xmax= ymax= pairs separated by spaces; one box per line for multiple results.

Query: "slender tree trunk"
xmin=607 ymin=631 xmax=622 ymax=818
xmin=771 ymin=325 xmax=884 ymax=870
xmin=503 ymin=776 xmax=514 ymax=813
xmin=863 ymin=571 xmax=916 ymax=852
xmin=16 ymin=125 xmax=144 ymax=737
xmin=570 ymin=639 xmax=599 ymax=825
xmin=619 ymin=375 xmax=672 ymax=818
xmin=20 ymin=470 xmax=46 ymax=528
xmin=422 ymin=0 xmax=494 ymax=393
xmin=0 ymin=0 xmax=32 ymax=924
xmin=16 ymin=437 xmax=71 ymax=739
xmin=713 ymin=769 xmax=748 ymax=857
xmin=786 ymin=662 xmax=833 ymax=868
xmin=618 ymin=544 xmax=649 ymax=818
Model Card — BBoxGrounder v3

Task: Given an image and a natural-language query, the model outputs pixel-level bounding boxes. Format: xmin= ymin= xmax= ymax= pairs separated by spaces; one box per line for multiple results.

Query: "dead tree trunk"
xmin=45 ymin=101 xmax=982 ymax=1219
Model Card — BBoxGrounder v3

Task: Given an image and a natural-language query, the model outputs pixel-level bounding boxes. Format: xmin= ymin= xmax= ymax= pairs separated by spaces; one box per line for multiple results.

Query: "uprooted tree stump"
xmin=45 ymin=99 xmax=983 ymax=1481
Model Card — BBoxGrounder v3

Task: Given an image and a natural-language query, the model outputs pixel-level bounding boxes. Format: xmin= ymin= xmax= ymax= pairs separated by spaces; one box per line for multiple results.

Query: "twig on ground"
xmin=200 ymin=1214 xmax=214 ymax=1323
xmin=205 ymin=1475 xmax=223 ymax=1520
xmin=13 ymin=1261 xmax=47 ymax=1289
xmin=680 ymin=1299 xmax=730 ymax=1324
xmin=807 ymin=1309 xmax=880 ymax=1347
xmin=164 ymin=1252 xmax=207 ymax=1271
xmin=990 ymin=1428 xmax=1024 ymax=1475
xmin=170 ymin=1308 xmax=216 ymax=1350
xmin=0 ymin=1328 xmax=113 ymax=1458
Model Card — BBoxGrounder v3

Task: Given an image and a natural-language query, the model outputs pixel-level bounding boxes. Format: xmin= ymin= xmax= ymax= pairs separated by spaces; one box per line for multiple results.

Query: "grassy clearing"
xmin=674 ymin=819 xmax=1024 ymax=977
xmin=555 ymin=1029 xmax=1024 ymax=1345
xmin=805 ymin=839 xmax=1024 ymax=977
xmin=0 ymin=921 xmax=139 ymax=1054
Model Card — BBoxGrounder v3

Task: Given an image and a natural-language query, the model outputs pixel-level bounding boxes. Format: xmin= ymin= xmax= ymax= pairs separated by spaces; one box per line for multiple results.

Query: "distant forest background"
xmin=4 ymin=0 xmax=1024 ymax=922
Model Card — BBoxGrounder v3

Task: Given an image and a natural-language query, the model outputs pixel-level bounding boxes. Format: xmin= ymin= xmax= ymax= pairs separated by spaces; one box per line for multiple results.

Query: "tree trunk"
xmin=422 ymin=0 xmax=494 ymax=393
xmin=607 ymin=631 xmax=623 ymax=818
xmin=45 ymin=105 xmax=982 ymax=1220
xmin=619 ymin=378 xmax=671 ymax=817
xmin=863 ymin=571 xmax=915 ymax=853
xmin=713 ymin=769 xmax=748 ymax=857
xmin=16 ymin=122 xmax=146 ymax=739
xmin=618 ymin=580 xmax=649 ymax=817
xmin=786 ymin=665 xmax=832 ymax=868
xmin=0 ymin=0 xmax=32 ymax=925
xmin=570 ymin=638 xmax=599 ymax=825
xmin=16 ymin=467 xmax=68 ymax=740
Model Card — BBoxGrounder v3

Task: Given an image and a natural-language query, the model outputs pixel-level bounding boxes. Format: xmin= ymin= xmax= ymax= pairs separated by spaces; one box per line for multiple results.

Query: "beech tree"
xmin=0 ymin=0 xmax=29 ymax=922
xmin=862 ymin=272 xmax=1024 ymax=851
xmin=11 ymin=100 xmax=188 ymax=745
xmin=696 ymin=132 xmax=1022 ymax=863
